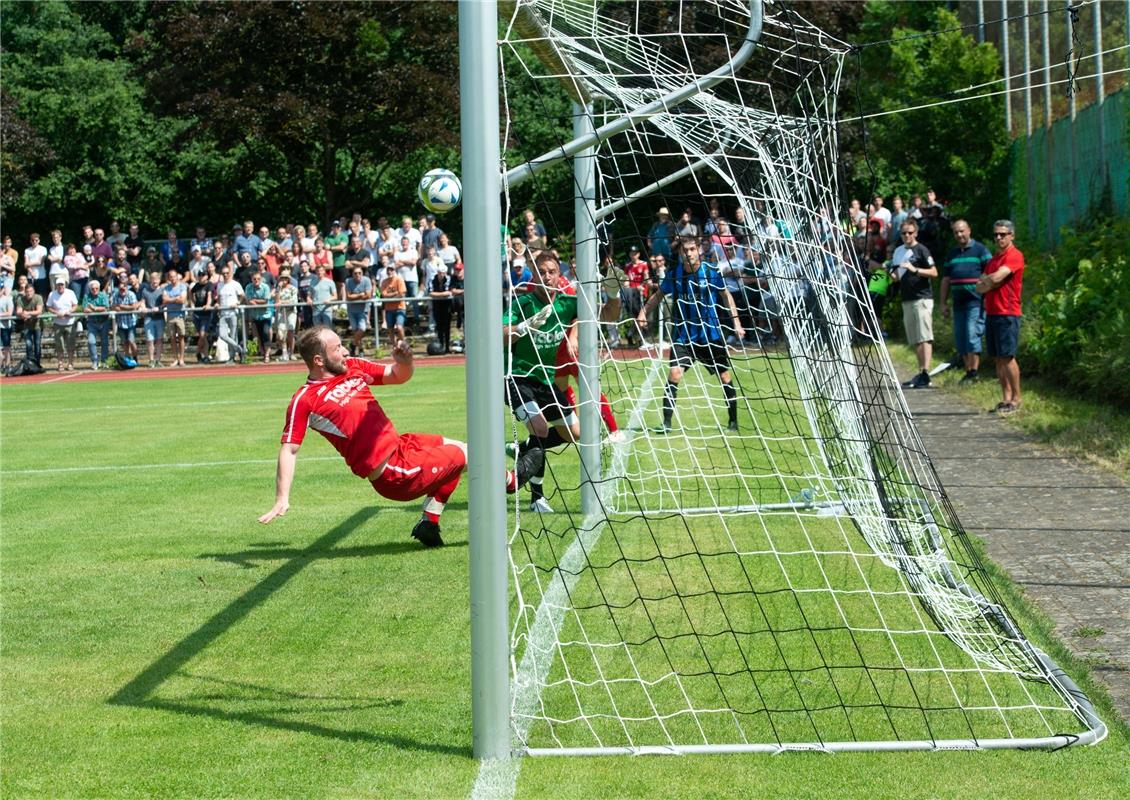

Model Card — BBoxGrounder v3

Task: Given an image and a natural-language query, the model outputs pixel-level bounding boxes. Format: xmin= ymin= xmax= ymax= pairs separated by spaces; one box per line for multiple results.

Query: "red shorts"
xmin=554 ymin=340 xmax=577 ymax=379
xmin=369 ymin=433 xmax=466 ymax=502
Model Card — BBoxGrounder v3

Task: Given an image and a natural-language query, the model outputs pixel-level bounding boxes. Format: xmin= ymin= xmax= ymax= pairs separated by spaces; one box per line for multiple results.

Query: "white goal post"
xmin=461 ymin=0 xmax=1106 ymax=758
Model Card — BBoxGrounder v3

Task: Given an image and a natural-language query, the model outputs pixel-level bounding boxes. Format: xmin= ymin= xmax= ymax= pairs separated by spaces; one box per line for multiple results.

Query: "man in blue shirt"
xmin=233 ymin=220 xmax=262 ymax=262
xmin=940 ymin=219 xmax=993 ymax=384
xmin=636 ymin=238 xmax=744 ymax=432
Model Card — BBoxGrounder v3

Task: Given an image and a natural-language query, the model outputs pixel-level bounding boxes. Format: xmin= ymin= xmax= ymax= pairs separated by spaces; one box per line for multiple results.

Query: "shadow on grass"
xmin=199 ymin=539 xmax=466 ymax=569
xmin=109 ymin=506 xmax=470 ymax=757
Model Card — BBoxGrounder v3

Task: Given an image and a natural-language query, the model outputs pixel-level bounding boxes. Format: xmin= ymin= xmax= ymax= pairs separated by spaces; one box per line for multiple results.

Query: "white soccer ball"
xmin=418 ymin=169 xmax=462 ymax=214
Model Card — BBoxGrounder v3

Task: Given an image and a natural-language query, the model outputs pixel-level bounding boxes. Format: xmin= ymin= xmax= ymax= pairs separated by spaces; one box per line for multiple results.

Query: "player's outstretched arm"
xmin=383 ymin=339 xmax=415 ymax=384
xmin=636 ymin=287 xmax=664 ymax=326
xmin=259 ymin=443 xmax=301 ymax=523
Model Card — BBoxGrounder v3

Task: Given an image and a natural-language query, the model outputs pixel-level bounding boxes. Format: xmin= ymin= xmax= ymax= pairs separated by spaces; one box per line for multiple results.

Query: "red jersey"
xmin=984 ymin=245 xmax=1024 ymax=317
xmin=281 ymin=358 xmax=400 ymax=478
xmin=555 ymin=281 xmax=578 ymax=367
xmin=624 ymin=260 xmax=649 ymax=290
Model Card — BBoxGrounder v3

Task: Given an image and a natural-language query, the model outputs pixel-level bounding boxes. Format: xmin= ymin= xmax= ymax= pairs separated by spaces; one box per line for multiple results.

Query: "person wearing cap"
xmin=648 ymin=207 xmax=675 ymax=261
xmin=324 ymin=220 xmax=350 ymax=289
xmin=139 ymin=246 xmax=163 ymax=285
xmin=46 ymin=274 xmax=79 ymax=370
xmin=81 ymin=279 xmax=111 ymax=368
xmin=274 ymin=270 xmax=298 ymax=361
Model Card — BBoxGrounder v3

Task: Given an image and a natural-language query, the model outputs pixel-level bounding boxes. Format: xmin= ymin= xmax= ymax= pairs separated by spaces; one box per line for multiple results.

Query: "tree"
xmin=848 ymin=1 xmax=1009 ymax=226
xmin=0 ymin=1 xmax=179 ymax=235
xmin=140 ymin=0 xmax=461 ymax=226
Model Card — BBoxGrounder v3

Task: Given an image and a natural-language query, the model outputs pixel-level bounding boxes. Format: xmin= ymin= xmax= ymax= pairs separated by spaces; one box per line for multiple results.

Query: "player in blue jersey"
xmin=636 ymin=238 xmax=744 ymax=432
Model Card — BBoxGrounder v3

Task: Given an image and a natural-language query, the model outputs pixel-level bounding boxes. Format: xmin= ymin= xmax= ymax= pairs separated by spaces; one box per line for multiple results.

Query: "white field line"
xmin=2 ymin=455 xmax=341 ymax=476
xmin=470 ymin=512 xmax=607 ymax=800
xmin=0 ymin=388 xmax=438 ymax=416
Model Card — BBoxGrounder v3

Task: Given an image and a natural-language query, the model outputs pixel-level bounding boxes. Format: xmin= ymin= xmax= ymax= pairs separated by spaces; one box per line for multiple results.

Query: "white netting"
xmin=499 ymin=0 xmax=1102 ymax=753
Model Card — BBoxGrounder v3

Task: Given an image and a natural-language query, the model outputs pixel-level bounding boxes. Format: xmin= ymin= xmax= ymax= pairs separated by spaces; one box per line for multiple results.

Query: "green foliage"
xmin=851 ymin=2 xmax=1009 ymax=228
xmin=1024 ymin=217 xmax=1130 ymax=405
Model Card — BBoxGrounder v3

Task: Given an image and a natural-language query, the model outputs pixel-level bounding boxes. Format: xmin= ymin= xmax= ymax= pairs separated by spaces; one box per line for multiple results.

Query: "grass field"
xmin=1 ymin=365 xmax=1127 ymax=799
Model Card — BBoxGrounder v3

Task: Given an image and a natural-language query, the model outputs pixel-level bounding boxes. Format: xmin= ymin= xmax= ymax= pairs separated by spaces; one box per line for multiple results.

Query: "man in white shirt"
xmin=871 ymin=195 xmax=892 ymax=237
xmin=24 ymin=232 xmax=49 ymax=297
xmin=46 ymin=275 xmax=79 ymax=370
xmin=216 ymin=264 xmax=247 ymax=362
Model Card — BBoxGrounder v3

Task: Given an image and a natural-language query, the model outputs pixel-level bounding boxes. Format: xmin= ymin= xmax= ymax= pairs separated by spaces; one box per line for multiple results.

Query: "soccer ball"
xmin=418 ymin=169 xmax=462 ymax=214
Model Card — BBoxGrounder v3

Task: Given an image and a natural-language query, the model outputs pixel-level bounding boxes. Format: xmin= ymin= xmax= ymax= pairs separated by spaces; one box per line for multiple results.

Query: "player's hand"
xmin=524 ymin=302 xmax=555 ymax=332
xmin=258 ymin=500 xmax=289 ymax=524
xmin=733 ymin=323 xmax=745 ymax=340
xmin=636 ymin=311 xmax=647 ymax=328
xmin=391 ymin=338 xmax=413 ymax=364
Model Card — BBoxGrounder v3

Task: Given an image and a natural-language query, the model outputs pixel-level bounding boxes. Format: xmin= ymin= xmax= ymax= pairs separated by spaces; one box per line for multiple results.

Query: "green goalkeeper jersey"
xmin=503 ymin=291 xmax=578 ymax=385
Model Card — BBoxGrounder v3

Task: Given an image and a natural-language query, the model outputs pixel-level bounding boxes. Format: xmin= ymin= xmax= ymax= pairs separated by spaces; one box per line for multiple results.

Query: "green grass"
xmin=1 ymin=365 xmax=1127 ymax=799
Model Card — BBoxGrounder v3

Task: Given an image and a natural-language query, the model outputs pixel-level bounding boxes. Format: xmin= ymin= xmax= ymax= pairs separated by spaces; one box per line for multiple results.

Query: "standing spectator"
xmin=24 ymin=232 xmax=49 ymax=297
xmin=81 ymin=224 xmax=96 ymax=249
xmin=521 ymin=208 xmax=546 ymax=239
xmin=0 ymin=284 xmax=13 ymax=372
xmin=244 ymin=270 xmax=273 ymax=363
xmin=908 ymin=194 xmax=925 ymax=221
xmin=295 ymin=259 xmax=315 ymax=329
xmin=621 ymin=246 xmax=649 ymax=342
xmin=297 ymin=224 xmax=316 ymax=257
xmin=141 ymin=271 xmax=167 ymax=368
xmin=887 ymin=219 xmax=938 ymax=389
xmin=139 ymin=247 xmax=164 ymax=284
xmin=676 ymin=209 xmax=699 ymax=239
xmin=47 ymin=230 xmax=66 ymax=286
xmin=160 ymin=229 xmax=185 ymax=265
xmin=716 ymin=243 xmax=753 ymax=345
xmin=274 ymin=271 xmax=298 ymax=362
xmin=870 ymin=195 xmax=892 ymax=237
xmin=82 ymin=279 xmax=111 ymax=369
xmin=325 ymin=220 xmax=350 ymax=289
xmin=344 ymin=236 xmax=370 ymax=281
xmin=191 ymin=226 xmax=212 ymax=254
xmin=394 ymin=236 xmax=420 ymax=324
xmin=210 ymin=239 xmax=228 ymax=273
xmin=889 ymin=196 xmax=908 ymax=238
xmin=89 ymin=228 xmax=113 ymax=263
xmin=234 ymin=251 xmax=256 ymax=288
xmin=420 ymin=244 xmax=444 ymax=333
xmin=14 ymin=281 xmax=44 ymax=367
xmin=123 ymin=223 xmax=145 ymax=268
xmin=309 ymin=264 xmax=337 ymax=328
xmin=107 ymin=220 xmax=127 ymax=247
xmin=429 ymin=264 xmax=454 ymax=354
xmin=90 ymin=256 xmax=115 ymax=293
xmin=311 ymin=237 xmax=332 ymax=275
xmin=449 ymin=260 xmax=465 ymax=336
xmin=216 ymin=264 xmax=247 ymax=362
xmin=110 ymin=277 xmax=140 ymax=361
xmin=46 ymin=275 xmax=79 ymax=370
xmin=190 ymin=264 xmax=218 ymax=363
xmin=437 ymin=233 xmax=460 ymax=272
xmin=63 ymin=243 xmax=88 ymax=298
xmin=261 ymin=242 xmax=284 ymax=276
xmin=379 ymin=263 xmax=408 ymax=341
xmin=344 ymin=265 xmax=373 ymax=357
xmin=421 ymin=214 xmax=444 ymax=257
xmin=397 ymin=216 xmax=421 ymax=250
xmin=977 ymin=220 xmax=1025 ymax=414
xmin=275 ymin=226 xmax=293 ymax=252
xmin=188 ymin=247 xmax=209 ymax=280
xmin=523 ymin=222 xmax=547 ymax=254
xmin=233 ymin=220 xmax=262 ymax=262
xmin=162 ymin=269 xmax=188 ymax=367
xmin=1 ymin=234 xmax=18 ymax=274
xmin=940 ymin=219 xmax=992 ymax=384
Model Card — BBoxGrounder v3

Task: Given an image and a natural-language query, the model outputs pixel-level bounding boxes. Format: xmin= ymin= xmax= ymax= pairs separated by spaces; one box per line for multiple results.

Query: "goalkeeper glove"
xmin=516 ymin=302 xmax=554 ymax=335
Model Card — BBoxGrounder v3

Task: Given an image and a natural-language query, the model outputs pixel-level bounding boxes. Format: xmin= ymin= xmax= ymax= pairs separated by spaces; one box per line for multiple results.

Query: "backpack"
xmin=8 ymin=357 xmax=45 ymax=377
xmin=114 ymin=353 xmax=138 ymax=370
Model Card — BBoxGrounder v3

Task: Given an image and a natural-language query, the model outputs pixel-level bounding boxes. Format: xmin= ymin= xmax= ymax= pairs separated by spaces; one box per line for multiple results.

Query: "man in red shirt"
xmin=977 ymin=220 xmax=1024 ymax=414
xmin=258 ymin=326 xmax=542 ymax=546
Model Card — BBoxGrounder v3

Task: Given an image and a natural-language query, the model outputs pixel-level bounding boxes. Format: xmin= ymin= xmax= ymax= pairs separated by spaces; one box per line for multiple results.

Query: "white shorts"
xmin=277 ymin=311 xmax=298 ymax=333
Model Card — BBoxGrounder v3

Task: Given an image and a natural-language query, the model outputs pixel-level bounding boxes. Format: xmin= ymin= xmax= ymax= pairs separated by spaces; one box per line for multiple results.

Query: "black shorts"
xmin=985 ymin=314 xmax=1020 ymax=358
xmin=670 ymin=340 xmax=731 ymax=376
xmin=506 ymin=375 xmax=575 ymax=426
xmin=193 ymin=311 xmax=216 ymax=335
xmin=332 ymin=265 xmax=347 ymax=285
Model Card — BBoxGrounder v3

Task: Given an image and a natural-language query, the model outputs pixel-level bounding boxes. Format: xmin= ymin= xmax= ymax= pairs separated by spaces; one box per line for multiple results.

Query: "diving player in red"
xmin=552 ymin=280 xmax=622 ymax=441
xmin=259 ymin=326 xmax=542 ymax=547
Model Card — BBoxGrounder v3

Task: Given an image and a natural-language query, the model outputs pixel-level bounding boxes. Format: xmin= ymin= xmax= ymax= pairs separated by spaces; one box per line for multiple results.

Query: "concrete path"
xmin=904 ymin=385 xmax=1130 ymax=722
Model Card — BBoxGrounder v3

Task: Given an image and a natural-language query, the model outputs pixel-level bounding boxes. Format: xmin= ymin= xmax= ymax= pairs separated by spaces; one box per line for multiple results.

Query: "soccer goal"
xmin=460 ymin=0 xmax=1105 ymax=757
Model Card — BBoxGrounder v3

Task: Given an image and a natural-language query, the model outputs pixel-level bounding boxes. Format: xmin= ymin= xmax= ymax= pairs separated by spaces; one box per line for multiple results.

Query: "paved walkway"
xmin=904 ymin=386 xmax=1130 ymax=723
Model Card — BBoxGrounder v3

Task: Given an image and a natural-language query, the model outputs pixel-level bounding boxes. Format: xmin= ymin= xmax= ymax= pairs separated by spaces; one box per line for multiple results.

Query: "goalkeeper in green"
xmin=503 ymin=251 xmax=620 ymax=512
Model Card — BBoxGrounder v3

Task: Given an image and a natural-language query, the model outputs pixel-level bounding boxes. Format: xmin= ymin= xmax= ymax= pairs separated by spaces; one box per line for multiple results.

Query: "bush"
xmin=1023 ymin=217 xmax=1130 ymax=405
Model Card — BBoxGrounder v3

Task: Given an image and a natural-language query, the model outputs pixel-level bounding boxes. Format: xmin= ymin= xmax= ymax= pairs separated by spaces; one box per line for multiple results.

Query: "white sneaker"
xmin=603 ymin=430 xmax=628 ymax=444
xmin=528 ymin=497 xmax=555 ymax=514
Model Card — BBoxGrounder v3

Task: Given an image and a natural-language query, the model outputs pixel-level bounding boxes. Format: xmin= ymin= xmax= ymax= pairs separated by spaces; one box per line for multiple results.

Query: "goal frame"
xmin=460 ymin=0 xmax=1105 ymax=758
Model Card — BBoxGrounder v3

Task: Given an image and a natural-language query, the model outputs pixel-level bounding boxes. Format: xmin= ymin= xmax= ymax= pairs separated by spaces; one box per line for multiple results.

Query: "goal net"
xmin=498 ymin=0 xmax=1104 ymax=755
